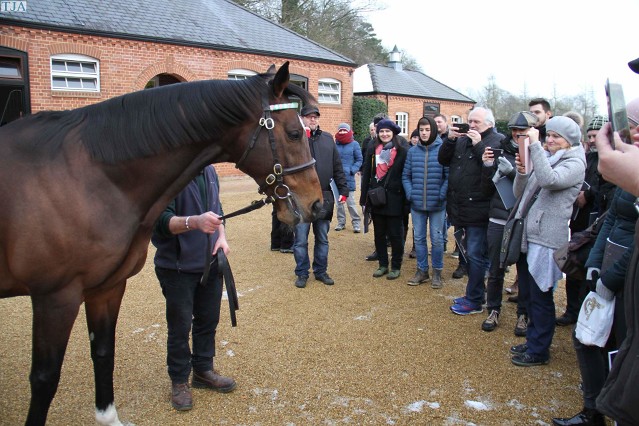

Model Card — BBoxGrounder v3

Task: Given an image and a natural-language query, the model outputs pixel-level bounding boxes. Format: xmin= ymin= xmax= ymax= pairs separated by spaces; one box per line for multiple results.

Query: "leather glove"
xmin=497 ymin=156 xmax=514 ymax=175
xmin=595 ymin=279 xmax=614 ymax=301
xmin=586 ymin=267 xmax=600 ymax=292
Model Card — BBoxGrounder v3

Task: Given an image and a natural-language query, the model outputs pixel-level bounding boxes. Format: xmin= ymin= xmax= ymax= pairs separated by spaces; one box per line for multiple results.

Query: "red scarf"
xmin=335 ymin=130 xmax=354 ymax=144
xmin=375 ymin=143 xmax=396 ymax=181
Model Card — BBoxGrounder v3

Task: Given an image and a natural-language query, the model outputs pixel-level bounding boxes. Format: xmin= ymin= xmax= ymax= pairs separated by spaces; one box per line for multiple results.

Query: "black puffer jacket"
xmin=438 ymin=128 xmax=504 ymax=227
xmin=480 ymin=136 xmax=518 ymax=222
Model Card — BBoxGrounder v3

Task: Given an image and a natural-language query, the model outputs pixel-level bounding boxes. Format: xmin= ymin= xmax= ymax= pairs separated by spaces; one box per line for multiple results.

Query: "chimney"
xmin=388 ymin=45 xmax=402 ymax=71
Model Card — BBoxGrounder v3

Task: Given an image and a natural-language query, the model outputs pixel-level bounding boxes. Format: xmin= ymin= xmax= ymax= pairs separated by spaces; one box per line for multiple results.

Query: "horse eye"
xmin=288 ymin=130 xmax=301 ymax=140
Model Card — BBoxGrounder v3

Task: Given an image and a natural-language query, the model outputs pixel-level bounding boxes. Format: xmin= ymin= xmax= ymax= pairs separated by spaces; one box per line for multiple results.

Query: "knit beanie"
xmin=376 ymin=119 xmax=401 ymax=135
xmin=337 ymin=123 xmax=351 ymax=132
xmin=586 ymin=115 xmax=609 ymax=131
xmin=546 ymin=116 xmax=582 ymax=147
xmin=410 ymin=129 xmax=419 ymax=138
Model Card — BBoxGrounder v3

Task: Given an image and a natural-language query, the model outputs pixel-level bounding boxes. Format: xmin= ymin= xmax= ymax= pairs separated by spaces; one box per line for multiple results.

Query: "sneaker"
xmin=555 ymin=313 xmax=577 ymax=326
xmin=295 ymin=276 xmax=308 ymax=288
xmin=450 ymin=300 xmax=483 ymax=315
xmin=452 ymin=264 xmax=467 ymax=279
xmin=511 ymin=352 xmax=549 ymax=367
xmin=270 ymin=246 xmax=280 ymax=252
xmin=334 ymin=224 xmax=345 ymax=231
xmin=386 ymin=269 xmax=401 ymax=280
xmin=514 ymin=314 xmax=528 ymax=337
xmin=353 ymin=228 xmax=361 ymax=234
xmin=453 ymin=295 xmax=467 ymax=304
xmin=505 ymin=280 xmax=518 ymax=294
xmin=407 ymin=269 xmax=429 ymax=286
xmin=510 ymin=343 xmax=528 ymax=355
xmin=481 ymin=310 xmax=500 ymax=332
xmin=507 ymin=295 xmax=518 ymax=303
xmin=365 ymin=251 xmax=378 ymax=261
xmin=373 ymin=266 xmax=389 ymax=278
xmin=451 ymin=250 xmax=459 ymax=259
xmin=314 ymin=273 xmax=334 ymax=285
xmin=279 ymin=248 xmax=293 ymax=253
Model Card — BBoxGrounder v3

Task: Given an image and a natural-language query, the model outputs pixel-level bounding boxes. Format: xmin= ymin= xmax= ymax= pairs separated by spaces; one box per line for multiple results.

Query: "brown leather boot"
xmin=171 ymin=382 xmax=193 ymax=411
xmin=192 ymin=370 xmax=237 ymax=393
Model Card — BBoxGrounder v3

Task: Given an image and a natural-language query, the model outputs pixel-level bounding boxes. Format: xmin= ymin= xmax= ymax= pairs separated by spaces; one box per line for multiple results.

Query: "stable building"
xmin=0 ymin=0 xmax=356 ymax=176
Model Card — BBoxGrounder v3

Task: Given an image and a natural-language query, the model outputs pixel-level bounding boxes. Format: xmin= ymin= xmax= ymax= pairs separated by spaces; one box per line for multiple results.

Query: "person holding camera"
xmin=438 ymin=107 xmax=504 ymax=315
xmin=479 ymin=111 xmax=537 ymax=333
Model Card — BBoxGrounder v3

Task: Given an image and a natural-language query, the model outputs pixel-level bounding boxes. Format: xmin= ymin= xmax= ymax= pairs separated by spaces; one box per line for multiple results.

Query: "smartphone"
xmin=455 ymin=123 xmax=469 ymax=133
xmin=605 ymin=79 xmax=632 ymax=147
xmin=491 ymin=148 xmax=503 ymax=160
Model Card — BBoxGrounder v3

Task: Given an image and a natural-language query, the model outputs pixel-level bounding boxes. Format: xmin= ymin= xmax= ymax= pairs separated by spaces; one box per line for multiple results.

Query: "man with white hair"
xmin=438 ymin=107 xmax=505 ymax=315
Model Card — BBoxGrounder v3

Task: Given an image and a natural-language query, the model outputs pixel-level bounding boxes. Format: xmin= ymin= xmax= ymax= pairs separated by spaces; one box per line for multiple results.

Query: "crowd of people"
xmin=150 ymin=59 xmax=639 ymax=425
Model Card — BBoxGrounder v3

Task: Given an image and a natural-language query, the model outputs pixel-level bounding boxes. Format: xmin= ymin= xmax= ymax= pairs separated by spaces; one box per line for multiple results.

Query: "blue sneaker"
xmin=453 ymin=296 xmax=467 ymax=304
xmin=450 ymin=300 xmax=483 ymax=315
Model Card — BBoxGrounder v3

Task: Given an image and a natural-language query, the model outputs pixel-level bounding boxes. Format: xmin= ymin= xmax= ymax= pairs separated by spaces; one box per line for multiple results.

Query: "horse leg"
xmin=84 ymin=281 xmax=127 ymax=426
xmin=26 ymin=291 xmax=82 ymax=426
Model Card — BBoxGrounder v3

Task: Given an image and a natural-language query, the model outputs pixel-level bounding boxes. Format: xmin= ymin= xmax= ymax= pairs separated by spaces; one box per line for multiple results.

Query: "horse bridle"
xmin=233 ymin=95 xmax=316 ymax=219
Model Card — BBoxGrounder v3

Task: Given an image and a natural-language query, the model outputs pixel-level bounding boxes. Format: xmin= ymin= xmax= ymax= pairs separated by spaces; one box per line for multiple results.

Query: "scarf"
xmin=375 ymin=142 xmax=397 ymax=181
xmin=335 ymin=130 xmax=354 ymax=144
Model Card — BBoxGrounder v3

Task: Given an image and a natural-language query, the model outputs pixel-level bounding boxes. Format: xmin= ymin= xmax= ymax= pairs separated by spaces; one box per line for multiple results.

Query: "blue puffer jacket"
xmin=335 ymin=140 xmax=363 ymax=191
xmin=402 ymin=137 xmax=448 ymax=212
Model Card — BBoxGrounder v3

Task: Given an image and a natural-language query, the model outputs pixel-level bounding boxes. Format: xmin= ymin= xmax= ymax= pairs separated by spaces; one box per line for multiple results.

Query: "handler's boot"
xmin=192 ymin=369 xmax=237 ymax=393
xmin=431 ymin=269 xmax=443 ymax=289
xmin=171 ymin=382 xmax=193 ymax=411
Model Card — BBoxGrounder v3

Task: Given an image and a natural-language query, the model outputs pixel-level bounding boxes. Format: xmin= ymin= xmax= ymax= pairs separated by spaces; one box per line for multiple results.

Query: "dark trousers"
xmin=486 ymin=221 xmax=506 ymax=311
xmin=455 ymin=225 xmax=468 ymax=267
xmin=156 ymin=265 xmax=223 ymax=383
xmin=563 ymin=276 xmax=588 ymax=320
xmin=516 ymin=254 xmax=555 ymax=360
xmin=373 ymin=213 xmax=404 ymax=270
xmin=271 ymin=206 xmax=293 ymax=250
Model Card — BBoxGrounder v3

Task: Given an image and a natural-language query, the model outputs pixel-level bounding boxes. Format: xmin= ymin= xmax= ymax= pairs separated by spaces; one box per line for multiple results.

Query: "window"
xmin=290 ymin=73 xmax=307 ymax=90
xmin=318 ymin=78 xmax=340 ymax=104
xmin=228 ymin=69 xmax=257 ymax=80
xmin=50 ymin=54 xmax=99 ymax=92
xmin=396 ymin=112 xmax=408 ymax=135
xmin=0 ymin=57 xmax=21 ymax=79
xmin=451 ymin=115 xmax=462 ymax=124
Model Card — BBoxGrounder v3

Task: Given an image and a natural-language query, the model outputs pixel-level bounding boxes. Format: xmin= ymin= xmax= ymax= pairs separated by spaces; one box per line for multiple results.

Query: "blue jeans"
xmin=156 ymin=265 xmax=222 ymax=383
xmin=412 ymin=208 xmax=446 ymax=270
xmin=464 ymin=225 xmax=489 ymax=305
xmin=294 ymin=219 xmax=330 ymax=277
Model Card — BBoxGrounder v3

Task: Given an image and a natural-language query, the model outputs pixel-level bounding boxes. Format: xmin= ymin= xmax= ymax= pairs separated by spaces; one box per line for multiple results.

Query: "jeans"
xmin=372 ymin=213 xmax=404 ymax=270
xmin=336 ymin=190 xmax=361 ymax=228
xmin=156 ymin=265 xmax=223 ymax=383
xmin=412 ymin=208 xmax=446 ymax=271
xmin=516 ymin=254 xmax=555 ymax=360
xmin=293 ymin=219 xmax=330 ymax=277
xmin=486 ymin=221 xmax=506 ymax=311
xmin=464 ymin=225 xmax=489 ymax=305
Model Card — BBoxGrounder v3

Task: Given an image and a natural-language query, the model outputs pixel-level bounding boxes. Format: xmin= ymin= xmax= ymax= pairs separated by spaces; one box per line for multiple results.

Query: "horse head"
xmin=233 ymin=62 xmax=322 ymax=225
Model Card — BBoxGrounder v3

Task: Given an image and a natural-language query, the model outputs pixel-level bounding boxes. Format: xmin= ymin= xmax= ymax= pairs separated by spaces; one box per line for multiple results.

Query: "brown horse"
xmin=0 ymin=62 xmax=321 ymax=425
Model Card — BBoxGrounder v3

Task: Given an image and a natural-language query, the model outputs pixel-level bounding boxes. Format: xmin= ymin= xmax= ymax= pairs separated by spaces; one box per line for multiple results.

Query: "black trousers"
xmin=373 ymin=213 xmax=404 ymax=270
xmin=156 ymin=265 xmax=223 ymax=383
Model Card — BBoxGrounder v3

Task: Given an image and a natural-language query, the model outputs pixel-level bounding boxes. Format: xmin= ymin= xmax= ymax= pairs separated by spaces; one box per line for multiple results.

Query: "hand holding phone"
xmin=491 ymin=148 xmax=503 ymax=160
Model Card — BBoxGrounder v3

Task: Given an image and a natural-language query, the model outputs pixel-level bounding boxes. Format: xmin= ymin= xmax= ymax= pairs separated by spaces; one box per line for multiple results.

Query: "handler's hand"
xmin=192 ymin=212 xmax=223 ymax=234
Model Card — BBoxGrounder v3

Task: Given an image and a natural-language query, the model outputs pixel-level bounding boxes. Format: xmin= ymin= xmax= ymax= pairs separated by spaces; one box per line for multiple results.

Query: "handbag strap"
xmin=506 ymin=184 xmax=542 ymax=221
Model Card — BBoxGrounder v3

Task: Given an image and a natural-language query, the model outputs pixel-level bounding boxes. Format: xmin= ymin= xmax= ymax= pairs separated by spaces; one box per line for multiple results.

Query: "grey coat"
xmin=513 ymin=142 xmax=586 ymax=250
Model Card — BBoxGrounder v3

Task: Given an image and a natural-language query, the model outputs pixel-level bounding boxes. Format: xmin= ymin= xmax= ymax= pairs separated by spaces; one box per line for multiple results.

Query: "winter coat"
xmin=402 ymin=136 xmax=448 ymax=212
xmin=596 ymin=219 xmax=639 ymax=425
xmin=360 ymin=138 xmax=407 ymax=217
xmin=513 ymin=142 xmax=586 ymax=250
xmin=308 ymin=127 xmax=348 ymax=220
xmin=480 ymin=137 xmax=518 ymax=222
xmin=336 ymin=139 xmax=363 ymax=191
xmin=438 ymin=128 xmax=504 ymax=227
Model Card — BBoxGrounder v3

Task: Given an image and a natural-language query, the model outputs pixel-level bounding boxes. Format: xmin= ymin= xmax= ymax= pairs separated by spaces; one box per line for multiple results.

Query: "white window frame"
xmin=451 ymin=115 xmax=462 ymax=124
xmin=50 ymin=54 xmax=99 ymax=92
xmin=227 ymin=69 xmax=257 ymax=80
xmin=396 ymin=112 xmax=408 ymax=135
xmin=318 ymin=78 xmax=341 ymax=104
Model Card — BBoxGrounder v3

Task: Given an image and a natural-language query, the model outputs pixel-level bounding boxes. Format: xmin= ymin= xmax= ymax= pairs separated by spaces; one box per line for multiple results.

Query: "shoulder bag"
xmin=499 ymin=185 xmax=542 ymax=268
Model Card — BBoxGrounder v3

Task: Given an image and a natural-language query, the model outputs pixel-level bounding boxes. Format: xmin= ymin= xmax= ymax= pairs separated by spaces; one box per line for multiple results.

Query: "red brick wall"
xmin=0 ymin=26 xmax=354 ymax=177
xmin=359 ymin=94 xmax=475 ymax=134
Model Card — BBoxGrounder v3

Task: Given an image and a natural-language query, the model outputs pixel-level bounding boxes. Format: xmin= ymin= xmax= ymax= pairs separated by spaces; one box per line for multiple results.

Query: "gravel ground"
xmin=0 ymin=176 xmax=590 ymax=425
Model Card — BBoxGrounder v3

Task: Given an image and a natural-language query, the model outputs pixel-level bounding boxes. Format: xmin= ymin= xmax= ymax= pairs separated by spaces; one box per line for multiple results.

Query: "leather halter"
xmin=234 ymin=96 xmax=316 ymax=208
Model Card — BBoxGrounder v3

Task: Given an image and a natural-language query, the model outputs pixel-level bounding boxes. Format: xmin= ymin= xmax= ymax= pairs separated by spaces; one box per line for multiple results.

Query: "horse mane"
xmin=20 ymin=71 xmax=314 ymax=164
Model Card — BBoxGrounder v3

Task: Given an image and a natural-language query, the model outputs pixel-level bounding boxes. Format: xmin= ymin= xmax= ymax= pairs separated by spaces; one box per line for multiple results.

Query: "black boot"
xmin=552 ymin=407 xmax=605 ymax=426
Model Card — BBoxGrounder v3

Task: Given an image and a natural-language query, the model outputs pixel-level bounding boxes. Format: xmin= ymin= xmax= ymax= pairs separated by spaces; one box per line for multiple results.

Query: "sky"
xmin=361 ymin=0 xmax=639 ymax=113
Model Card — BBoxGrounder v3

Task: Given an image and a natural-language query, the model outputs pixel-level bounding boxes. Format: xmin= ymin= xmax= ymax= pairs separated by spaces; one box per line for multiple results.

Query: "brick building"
xmin=354 ymin=46 xmax=475 ymax=136
xmin=0 ymin=0 xmax=356 ymax=176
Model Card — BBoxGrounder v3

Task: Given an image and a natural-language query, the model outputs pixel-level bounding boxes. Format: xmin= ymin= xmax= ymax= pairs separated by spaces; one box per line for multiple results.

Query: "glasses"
xmin=304 ymin=115 xmax=319 ymax=120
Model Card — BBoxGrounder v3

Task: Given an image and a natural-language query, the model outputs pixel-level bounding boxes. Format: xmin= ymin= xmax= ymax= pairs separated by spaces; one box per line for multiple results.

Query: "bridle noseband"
xmin=233 ymin=95 xmax=316 ymax=220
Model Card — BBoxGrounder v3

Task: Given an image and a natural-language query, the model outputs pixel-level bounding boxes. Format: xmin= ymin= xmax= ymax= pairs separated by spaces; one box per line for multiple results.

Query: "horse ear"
xmin=265 ymin=64 xmax=276 ymax=75
xmin=272 ymin=61 xmax=290 ymax=98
